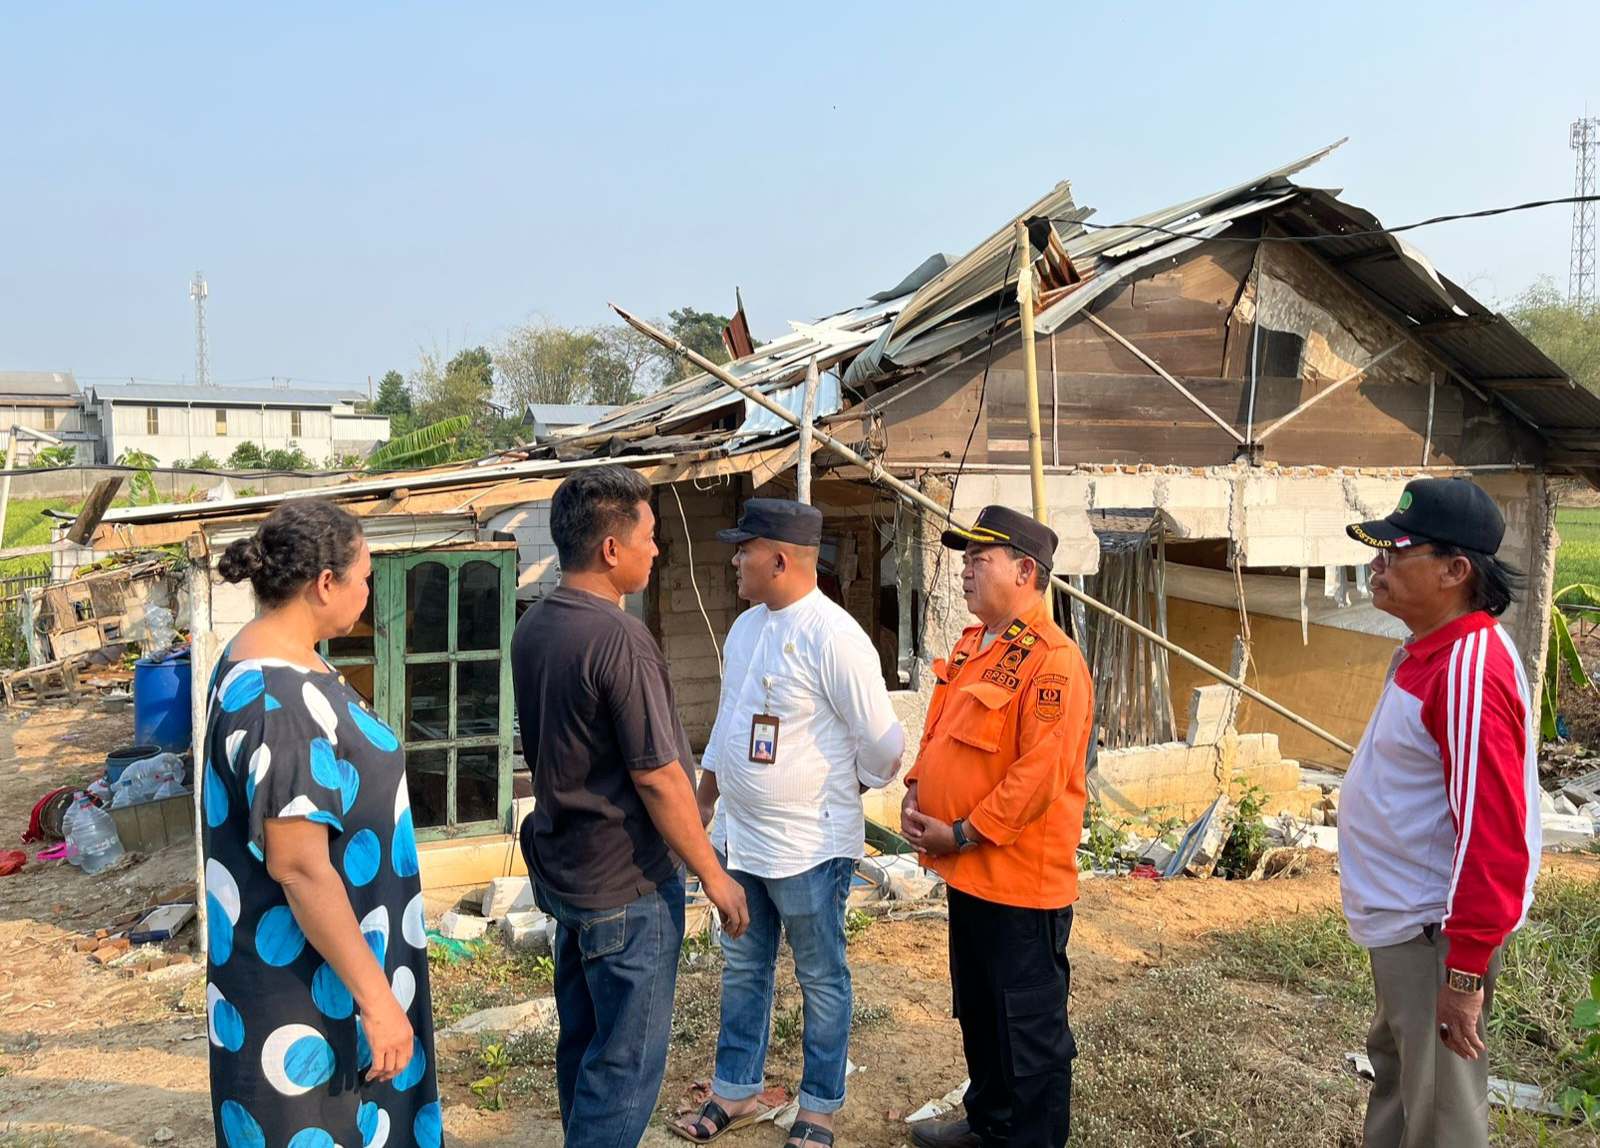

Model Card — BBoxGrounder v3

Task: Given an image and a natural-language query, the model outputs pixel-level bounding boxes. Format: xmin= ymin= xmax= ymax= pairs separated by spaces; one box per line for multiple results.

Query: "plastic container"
xmin=106 ymin=744 xmax=162 ymax=785
xmin=67 ymin=796 xmax=125 ymax=875
xmin=61 ymin=796 xmax=86 ymax=867
xmin=133 ymin=655 xmax=192 ymax=753
xmin=111 ymin=753 xmax=183 ymax=808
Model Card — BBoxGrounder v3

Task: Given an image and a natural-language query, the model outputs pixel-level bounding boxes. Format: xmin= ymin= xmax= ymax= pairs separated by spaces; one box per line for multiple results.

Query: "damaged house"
xmin=73 ymin=141 xmax=1600 ymax=885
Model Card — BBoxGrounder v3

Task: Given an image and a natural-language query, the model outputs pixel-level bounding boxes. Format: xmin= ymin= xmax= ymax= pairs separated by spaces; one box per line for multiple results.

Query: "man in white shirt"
xmin=672 ymin=499 xmax=905 ymax=1148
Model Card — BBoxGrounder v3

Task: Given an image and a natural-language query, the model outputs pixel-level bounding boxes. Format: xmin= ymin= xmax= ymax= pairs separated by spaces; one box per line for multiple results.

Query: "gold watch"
xmin=1446 ymin=968 xmax=1484 ymax=994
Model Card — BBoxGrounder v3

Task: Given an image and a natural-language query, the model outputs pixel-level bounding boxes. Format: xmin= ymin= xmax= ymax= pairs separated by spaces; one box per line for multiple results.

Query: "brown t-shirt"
xmin=512 ymin=586 xmax=695 ymax=909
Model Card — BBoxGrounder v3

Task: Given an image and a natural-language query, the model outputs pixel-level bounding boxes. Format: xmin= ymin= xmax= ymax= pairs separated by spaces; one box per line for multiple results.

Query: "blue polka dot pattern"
xmin=204 ymin=763 xmax=229 ymax=828
xmin=355 ymin=1018 xmax=373 ymax=1073
xmin=264 ymin=694 xmax=283 ymax=712
xmin=347 ymin=701 xmax=399 ymax=752
xmin=336 ymin=759 xmax=361 ymax=815
xmin=211 ymin=997 xmax=246 ymax=1052
xmin=340 ymin=829 xmax=378 ymax=887
xmin=287 ymin=1129 xmax=336 ymax=1148
xmin=207 ymin=893 xmax=235 ymax=964
xmin=283 ymin=1034 xmax=336 ymax=1090
xmin=221 ymin=670 xmax=266 ymax=713
xmin=255 ymin=905 xmax=307 ymax=967
xmin=220 ymin=1099 xmax=266 ymax=1148
xmin=357 ymin=1101 xmax=380 ymax=1145
xmin=309 ymin=738 xmax=342 ymax=792
xmin=414 ymin=1101 xmax=443 ymax=1148
xmin=392 ymin=1037 xmax=427 ymax=1092
xmin=391 ymin=810 xmax=419 ymax=880
xmin=310 ymin=962 xmax=354 ymax=1020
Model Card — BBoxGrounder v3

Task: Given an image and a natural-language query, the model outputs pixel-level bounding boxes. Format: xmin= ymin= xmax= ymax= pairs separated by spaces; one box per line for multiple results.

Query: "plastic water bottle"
xmin=61 ymin=795 xmax=86 ymax=867
xmin=68 ymin=796 xmax=125 ymax=875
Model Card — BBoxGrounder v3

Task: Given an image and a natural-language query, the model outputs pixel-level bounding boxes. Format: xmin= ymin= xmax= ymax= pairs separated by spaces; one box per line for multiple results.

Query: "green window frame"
xmin=319 ymin=546 xmax=516 ymax=841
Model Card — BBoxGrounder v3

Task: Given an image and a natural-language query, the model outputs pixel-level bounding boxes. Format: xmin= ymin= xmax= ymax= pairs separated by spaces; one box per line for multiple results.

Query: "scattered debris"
xmin=1541 ymin=812 xmax=1597 ymax=849
xmin=1345 ymin=1052 xmax=1570 ymax=1119
xmin=481 ymin=876 xmax=536 ymax=920
xmin=130 ymin=903 xmax=195 ymax=944
xmin=1248 ymin=847 xmax=1310 ymax=881
xmin=152 ymin=1127 xmax=176 ymax=1144
xmin=445 ymin=997 xmax=558 ymax=1036
xmin=0 ymin=849 xmax=26 ymax=876
xmin=1563 ymin=767 xmax=1600 ymax=808
xmin=501 ymin=910 xmax=554 ymax=955
xmin=906 ymin=1079 xmax=969 ymax=1124
xmin=1164 ymin=796 xmax=1234 ymax=878
xmin=437 ymin=909 xmax=489 ymax=941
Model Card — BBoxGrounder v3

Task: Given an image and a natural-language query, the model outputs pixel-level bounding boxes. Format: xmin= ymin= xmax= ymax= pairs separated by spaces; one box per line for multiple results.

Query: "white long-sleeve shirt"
xmin=703 ymin=587 xmax=905 ymax=878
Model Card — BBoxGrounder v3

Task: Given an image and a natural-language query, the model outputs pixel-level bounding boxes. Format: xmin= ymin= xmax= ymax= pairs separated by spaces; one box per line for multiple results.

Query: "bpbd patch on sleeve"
xmin=1034 ymin=674 xmax=1067 ymax=721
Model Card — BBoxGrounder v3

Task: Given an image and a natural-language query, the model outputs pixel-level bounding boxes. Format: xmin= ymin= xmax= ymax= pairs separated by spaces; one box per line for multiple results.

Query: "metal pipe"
xmin=610 ymin=302 xmax=1356 ymax=756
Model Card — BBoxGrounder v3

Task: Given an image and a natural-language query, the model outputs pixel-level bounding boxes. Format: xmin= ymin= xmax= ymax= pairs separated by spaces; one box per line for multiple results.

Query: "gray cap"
xmin=716 ymin=498 xmax=823 ymax=547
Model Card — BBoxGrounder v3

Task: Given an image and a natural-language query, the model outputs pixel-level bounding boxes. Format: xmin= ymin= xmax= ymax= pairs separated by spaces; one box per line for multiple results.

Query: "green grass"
xmin=1557 ymin=507 xmax=1600 ymax=590
xmin=0 ymin=498 xmax=72 ymax=578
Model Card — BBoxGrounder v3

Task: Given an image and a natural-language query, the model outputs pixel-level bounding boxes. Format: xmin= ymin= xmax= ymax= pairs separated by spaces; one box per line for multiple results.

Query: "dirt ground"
xmin=0 ymin=698 xmax=1593 ymax=1147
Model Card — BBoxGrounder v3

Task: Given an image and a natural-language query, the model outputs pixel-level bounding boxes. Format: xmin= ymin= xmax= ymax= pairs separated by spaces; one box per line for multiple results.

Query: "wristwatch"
xmin=951 ymin=818 xmax=977 ymax=852
xmin=1446 ymin=968 xmax=1484 ymax=994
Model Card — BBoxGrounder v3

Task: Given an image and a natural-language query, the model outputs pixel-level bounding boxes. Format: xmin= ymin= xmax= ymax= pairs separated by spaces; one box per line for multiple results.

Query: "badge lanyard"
xmin=749 ymin=673 xmax=780 ymax=764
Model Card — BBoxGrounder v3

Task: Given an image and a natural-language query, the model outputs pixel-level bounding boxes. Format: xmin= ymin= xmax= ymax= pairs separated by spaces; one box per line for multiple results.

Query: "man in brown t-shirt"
xmin=513 ymin=465 xmax=748 ymax=1148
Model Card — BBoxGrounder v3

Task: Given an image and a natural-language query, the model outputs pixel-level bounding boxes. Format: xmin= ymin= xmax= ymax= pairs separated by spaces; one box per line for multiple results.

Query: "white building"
xmin=0 ymin=371 xmax=100 ymax=463
xmin=88 ymin=383 xmax=390 ymax=467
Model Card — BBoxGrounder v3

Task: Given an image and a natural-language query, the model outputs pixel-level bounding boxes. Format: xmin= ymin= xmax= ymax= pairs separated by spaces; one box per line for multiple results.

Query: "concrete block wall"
xmin=486 ymin=502 xmax=559 ymax=600
xmin=656 ymin=480 xmax=742 ymax=746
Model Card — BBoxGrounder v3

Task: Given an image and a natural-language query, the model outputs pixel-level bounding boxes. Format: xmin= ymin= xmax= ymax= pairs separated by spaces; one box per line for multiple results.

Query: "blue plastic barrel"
xmin=106 ymin=743 xmax=161 ymax=783
xmin=133 ymin=654 xmax=193 ymax=752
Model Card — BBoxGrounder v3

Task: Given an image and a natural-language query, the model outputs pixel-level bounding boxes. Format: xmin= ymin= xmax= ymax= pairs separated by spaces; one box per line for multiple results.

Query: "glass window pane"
xmin=458 ymin=560 xmax=501 ymax=651
xmin=456 ymin=748 xmax=499 ymax=825
xmin=458 ymin=660 xmax=500 ymax=739
xmin=327 ymin=575 xmax=376 ymax=657
xmin=405 ymin=662 xmax=450 ymax=741
xmin=406 ymin=748 xmax=449 ymax=829
xmin=406 ymin=562 xmax=450 ymax=652
xmin=340 ymin=662 xmax=376 ymax=705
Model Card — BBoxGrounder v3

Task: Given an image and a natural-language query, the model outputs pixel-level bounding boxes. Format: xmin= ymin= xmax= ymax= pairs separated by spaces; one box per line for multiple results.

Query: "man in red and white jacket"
xmin=1343 ymin=478 xmax=1541 ymax=1148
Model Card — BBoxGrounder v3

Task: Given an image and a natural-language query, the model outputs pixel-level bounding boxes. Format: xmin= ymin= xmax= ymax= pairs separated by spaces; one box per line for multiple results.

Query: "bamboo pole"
xmin=609 ymin=302 xmax=1357 ymax=757
xmin=1015 ymin=221 xmax=1048 ymax=527
xmin=797 ymin=355 xmax=818 ymax=504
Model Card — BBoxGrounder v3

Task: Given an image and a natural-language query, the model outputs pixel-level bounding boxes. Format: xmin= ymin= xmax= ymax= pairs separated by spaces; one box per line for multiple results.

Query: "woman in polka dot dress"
xmin=201 ymin=499 xmax=441 ymax=1148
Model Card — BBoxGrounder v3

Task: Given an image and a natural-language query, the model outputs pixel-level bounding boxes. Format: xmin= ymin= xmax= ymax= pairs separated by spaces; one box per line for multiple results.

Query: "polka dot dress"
xmin=201 ymin=657 xmax=440 ymax=1148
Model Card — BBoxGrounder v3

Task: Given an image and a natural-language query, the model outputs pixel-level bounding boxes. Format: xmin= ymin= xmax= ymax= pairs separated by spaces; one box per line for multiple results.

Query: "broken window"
xmin=1079 ymin=511 xmax=1175 ymax=749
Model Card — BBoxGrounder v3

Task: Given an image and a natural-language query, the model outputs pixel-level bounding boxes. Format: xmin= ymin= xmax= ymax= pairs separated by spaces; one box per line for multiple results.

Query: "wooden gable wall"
xmin=875 ymin=239 xmax=1544 ymax=469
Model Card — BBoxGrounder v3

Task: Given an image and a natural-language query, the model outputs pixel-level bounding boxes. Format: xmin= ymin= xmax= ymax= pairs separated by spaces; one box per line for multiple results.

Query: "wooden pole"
xmin=0 ymin=429 xmax=18 ymax=557
xmin=796 ymin=355 xmax=818 ymax=504
xmin=610 ymin=302 xmax=1356 ymax=757
xmin=1015 ymin=221 xmax=1049 ymax=527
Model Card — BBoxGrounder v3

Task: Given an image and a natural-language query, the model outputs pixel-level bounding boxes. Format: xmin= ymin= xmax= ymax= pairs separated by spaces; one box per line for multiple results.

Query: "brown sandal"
xmin=669 ymin=1099 xmax=764 ymax=1143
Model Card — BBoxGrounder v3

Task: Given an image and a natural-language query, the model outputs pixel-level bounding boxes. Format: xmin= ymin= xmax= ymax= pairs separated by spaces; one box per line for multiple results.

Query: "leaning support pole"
xmin=609 ymin=303 xmax=1356 ymax=757
xmin=1014 ymin=221 xmax=1052 ymax=614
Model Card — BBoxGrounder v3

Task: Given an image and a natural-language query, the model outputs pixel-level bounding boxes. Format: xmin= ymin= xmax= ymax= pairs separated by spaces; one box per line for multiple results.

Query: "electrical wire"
xmin=1052 ymin=193 xmax=1600 ymax=246
xmin=669 ymin=483 xmax=722 ymax=678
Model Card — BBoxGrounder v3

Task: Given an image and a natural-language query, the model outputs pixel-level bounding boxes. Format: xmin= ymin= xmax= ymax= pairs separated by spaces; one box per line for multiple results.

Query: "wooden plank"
xmin=65 ymin=477 xmax=125 ymax=544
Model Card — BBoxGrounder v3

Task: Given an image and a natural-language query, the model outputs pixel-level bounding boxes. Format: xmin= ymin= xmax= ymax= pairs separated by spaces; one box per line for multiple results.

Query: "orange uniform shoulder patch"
xmin=1034 ymin=674 xmax=1067 ymax=721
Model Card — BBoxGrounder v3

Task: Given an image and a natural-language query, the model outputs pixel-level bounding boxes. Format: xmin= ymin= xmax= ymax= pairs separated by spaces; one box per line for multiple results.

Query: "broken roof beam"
xmin=1080 ymin=312 xmax=1246 ymax=444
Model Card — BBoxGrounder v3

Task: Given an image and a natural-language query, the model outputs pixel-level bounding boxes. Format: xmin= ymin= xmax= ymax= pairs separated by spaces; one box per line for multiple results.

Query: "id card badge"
xmin=749 ymin=714 xmax=780 ymax=764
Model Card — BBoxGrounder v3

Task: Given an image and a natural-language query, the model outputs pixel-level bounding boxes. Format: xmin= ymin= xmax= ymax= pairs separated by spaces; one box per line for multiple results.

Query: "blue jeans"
xmin=714 ymin=856 xmax=855 ymax=1115
xmin=536 ymin=872 xmax=686 ymax=1147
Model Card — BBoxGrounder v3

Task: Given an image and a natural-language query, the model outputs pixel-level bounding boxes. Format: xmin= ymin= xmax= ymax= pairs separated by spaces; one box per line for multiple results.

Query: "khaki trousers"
xmin=1364 ymin=931 xmax=1501 ymax=1148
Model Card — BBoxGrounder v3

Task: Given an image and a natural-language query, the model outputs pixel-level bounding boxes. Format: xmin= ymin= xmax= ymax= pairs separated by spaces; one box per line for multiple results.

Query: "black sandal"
xmin=669 ymin=1098 xmax=764 ymax=1143
xmin=786 ymin=1119 xmax=836 ymax=1147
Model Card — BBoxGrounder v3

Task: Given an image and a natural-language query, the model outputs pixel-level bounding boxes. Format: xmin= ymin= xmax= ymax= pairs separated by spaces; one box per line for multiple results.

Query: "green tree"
xmin=227 ymin=441 xmax=268 ymax=470
xmin=29 ymin=445 xmax=78 ymax=468
xmin=665 ymin=306 xmax=733 ymax=382
xmin=494 ymin=321 xmax=662 ymax=413
xmin=117 ymin=448 xmax=159 ymax=504
xmin=264 ymin=444 xmax=314 ymax=470
xmin=413 ymin=346 xmax=497 ymax=425
xmin=373 ymin=369 xmax=413 ymax=417
xmin=1503 ymin=278 xmax=1600 ymax=393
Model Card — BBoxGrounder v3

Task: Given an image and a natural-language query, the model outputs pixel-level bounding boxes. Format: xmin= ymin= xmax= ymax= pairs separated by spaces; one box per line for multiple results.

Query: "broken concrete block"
xmin=501 ymin=910 xmax=553 ymax=955
xmin=1541 ymin=812 xmax=1596 ymax=849
xmin=1185 ymin=685 xmax=1237 ymax=747
xmin=445 ymin=997 xmax=558 ymax=1036
xmin=1554 ymin=794 xmax=1581 ymax=817
xmin=1539 ymin=789 xmax=1558 ymax=815
xmin=437 ymin=910 xmax=489 ymax=941
xmin=481 ymin=876 xmax=536 ymax=920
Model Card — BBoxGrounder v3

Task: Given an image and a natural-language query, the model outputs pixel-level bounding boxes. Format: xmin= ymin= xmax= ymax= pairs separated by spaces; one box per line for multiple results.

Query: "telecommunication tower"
xmin=1570 ymin=118 xmax=1600 ymax=308
xmin=190 ymin=272 xmax=212 ymax=386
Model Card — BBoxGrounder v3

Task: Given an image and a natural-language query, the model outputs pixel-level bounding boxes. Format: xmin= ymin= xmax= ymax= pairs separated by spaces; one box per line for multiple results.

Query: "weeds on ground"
xmin=427 ymin=936 xmax=556 ymax=1022
xmin=0 ymin=1131 xmax=65 ymax=1148
xmin=852 ymin=1001 xmax=891 ymax=1030
xmin=844 ymin=908 xmax=873 ymax=944
xmin=1213 ymin=906 xmax=1374 ymax=1006
xmin=772 ymin=1003 xmax=804 ymax=1049
xmin=1081 ymin=800 xmax=1133 ymax=871
xmin=1217 ymin=782 xmax=1271 ymax=879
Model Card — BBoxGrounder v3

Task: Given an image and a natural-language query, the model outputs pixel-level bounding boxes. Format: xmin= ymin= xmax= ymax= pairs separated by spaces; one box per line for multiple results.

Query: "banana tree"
xmin=364 ymin=415 xmax=472 ymax=472
xmin=1545 ymin=584 xmax=1600 ymax=739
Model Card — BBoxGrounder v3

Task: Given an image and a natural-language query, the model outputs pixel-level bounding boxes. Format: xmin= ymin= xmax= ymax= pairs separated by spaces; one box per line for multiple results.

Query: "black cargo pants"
xmin=948 ymin=887 xmax=1076 ymax=1147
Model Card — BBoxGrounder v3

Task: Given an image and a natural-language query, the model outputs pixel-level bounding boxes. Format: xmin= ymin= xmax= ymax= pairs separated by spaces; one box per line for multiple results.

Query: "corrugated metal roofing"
xmin=90 ymin=383 xmax=365 ymax=407
xmin=0 ymin=371 xmax=79 ymax=397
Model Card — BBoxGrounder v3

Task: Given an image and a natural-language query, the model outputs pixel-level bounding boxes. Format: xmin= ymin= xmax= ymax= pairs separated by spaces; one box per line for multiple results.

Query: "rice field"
xmin=1556 ymin=506 xmax=1600 ymax=590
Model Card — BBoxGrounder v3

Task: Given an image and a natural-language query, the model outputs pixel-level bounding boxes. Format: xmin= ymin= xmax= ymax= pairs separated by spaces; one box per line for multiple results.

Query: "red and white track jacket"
xmin=1339 ymin=611 xmax=1541 ymax=976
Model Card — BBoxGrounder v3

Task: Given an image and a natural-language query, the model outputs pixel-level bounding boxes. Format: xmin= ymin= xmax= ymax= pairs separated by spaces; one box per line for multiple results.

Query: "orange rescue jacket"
xmin=906 ymin=599 xmax=1093 ymax=910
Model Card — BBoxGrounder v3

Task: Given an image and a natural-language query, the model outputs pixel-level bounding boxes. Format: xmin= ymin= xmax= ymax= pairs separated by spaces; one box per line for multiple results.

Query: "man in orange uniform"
xmin=902 ymin=505 xmax=1093 ymax=1148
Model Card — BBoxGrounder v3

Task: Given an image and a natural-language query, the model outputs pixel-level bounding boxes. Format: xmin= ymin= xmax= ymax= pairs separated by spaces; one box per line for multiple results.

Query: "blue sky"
xmin=3 ymin=1 xmax=1597 ymax=393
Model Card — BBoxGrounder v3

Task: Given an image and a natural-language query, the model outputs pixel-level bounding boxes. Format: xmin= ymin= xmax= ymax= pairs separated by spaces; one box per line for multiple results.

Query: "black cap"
xmin=1346 ymin=478 xmax=1505 ymax=554
xmin=941 ymin=505 xmax=1059 ymax=572
xmin=716 ymin=498 xmax=824 ymax=547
